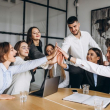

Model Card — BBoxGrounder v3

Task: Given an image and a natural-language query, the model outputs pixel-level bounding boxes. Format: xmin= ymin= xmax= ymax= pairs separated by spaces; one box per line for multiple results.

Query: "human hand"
xmin=103 ymin=61 xmax=110 ymax=66
xmin=56 ymin=46 xmax=69 ymax=60
xmin=33 ymin=67 xmax=37 ymax=72
xmin=57 ymin=53 xmax=67 ymax=68
xmin=50 ymin=51 xmax=60 ymax=64
xmin=0 ymin=94 xmax=15 ymax=100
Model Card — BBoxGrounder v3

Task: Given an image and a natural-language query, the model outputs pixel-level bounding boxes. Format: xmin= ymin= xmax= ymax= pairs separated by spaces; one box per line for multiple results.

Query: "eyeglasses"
xmin=21 ymin=47 xmax=30 ymax=50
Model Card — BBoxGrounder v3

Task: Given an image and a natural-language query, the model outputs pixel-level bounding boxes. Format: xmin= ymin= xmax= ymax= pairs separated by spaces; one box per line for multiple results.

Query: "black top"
xmin=36 ymin=46 xmax=42 ymax=53
xmin=29 ymin=40 xmax=45 ymax=82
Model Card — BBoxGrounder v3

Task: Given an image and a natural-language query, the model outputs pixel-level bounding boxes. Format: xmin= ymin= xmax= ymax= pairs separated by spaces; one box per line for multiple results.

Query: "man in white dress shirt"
xmin=62 ymin=16 xmax=105 ymax=88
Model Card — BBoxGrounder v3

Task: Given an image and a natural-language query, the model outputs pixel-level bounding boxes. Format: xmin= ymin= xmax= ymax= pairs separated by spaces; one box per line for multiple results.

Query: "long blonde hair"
xmin=49 ymin=64 xmax=66 ymax=79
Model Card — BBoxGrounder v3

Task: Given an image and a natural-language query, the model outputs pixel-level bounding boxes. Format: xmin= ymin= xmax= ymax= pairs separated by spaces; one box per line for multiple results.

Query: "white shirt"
xmin=62 ymin=31 xmax=106 ymax=61
xmin=48 ymin=63 xmax=69 ymax=88
xmin=5 ymin=57 xmax=32 ymax=95
xmin=0 ymin=57 xmax=47 ymax=94
xmin=75 ymin=59 xmax=110 ymax=78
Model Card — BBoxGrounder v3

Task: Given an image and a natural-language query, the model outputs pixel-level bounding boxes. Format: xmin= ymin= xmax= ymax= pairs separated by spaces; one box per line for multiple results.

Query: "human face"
xmin=68 ymin=21 xmax=80 ymax=36
xmin=18 ymin=42 xmax=29 ymax=59
xmin=31 ymin=28 xmax=41 ymax=40
xmin=46 ymin=45 xmax=54 ymax=56
xmin=5 ymin=45 xmax=17 ymax=62
xmin=86 ymin=50 xmax=100 ymax=64
xmin=106 ymin=47 xmax=110 ymax=62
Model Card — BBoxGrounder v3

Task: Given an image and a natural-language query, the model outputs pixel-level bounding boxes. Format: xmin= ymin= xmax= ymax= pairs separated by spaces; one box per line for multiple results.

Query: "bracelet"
xmin=68 ymin=55 xmax=72 ymax=61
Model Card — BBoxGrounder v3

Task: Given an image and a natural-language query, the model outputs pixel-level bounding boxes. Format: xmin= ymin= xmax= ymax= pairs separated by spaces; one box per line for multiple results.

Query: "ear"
xmin=79 ymin=23 xmax=80 ymax=27
xmin=3 ymin=54 xmax=8 ymax=60
xmin=97 ymin=57 xmax=100 ymax=61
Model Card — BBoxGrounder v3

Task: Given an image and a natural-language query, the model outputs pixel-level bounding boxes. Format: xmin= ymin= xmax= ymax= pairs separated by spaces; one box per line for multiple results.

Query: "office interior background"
xmin=0 ymin=0 xmax=110 ymax=88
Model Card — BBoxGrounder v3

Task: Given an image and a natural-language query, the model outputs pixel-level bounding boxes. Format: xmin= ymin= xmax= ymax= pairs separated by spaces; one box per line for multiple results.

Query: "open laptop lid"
xmin=29 ymin=76 xmax=60 ymax=97
xmin=43 ymin=76 xmax=60 ymax=97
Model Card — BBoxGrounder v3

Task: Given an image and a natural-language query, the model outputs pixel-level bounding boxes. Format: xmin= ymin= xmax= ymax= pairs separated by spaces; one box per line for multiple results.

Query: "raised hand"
xmin=56 ymin=46 xmax=69 ymax=60
xmin=49 ymin=51 xmax=60 ymax=64
xmin=0 ymin=94 xmax=15 ymax=100
xmin=57 ymin=53 xmax=67 ymax=68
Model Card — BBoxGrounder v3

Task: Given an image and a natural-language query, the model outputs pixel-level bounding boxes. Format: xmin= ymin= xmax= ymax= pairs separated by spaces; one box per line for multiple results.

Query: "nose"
xmin=106 ymin=52 xmax=109 ymax=57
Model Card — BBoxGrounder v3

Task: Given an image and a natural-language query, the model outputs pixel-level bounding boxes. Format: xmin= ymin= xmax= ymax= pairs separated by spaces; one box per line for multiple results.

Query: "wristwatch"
xmin=68 ymin=55 xmax=72 ymax=61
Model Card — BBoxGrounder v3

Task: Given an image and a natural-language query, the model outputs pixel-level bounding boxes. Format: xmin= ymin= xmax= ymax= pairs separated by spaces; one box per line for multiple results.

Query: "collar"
xmin=71 ymin=31 xmax=82 ymax=40
xmin=0 ymin=63 xmax=7 ymax=73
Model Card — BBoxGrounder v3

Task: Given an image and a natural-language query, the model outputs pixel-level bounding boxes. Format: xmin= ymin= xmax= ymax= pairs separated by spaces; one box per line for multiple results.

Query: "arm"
xmin=58 ymin=47 xmax=110 ymax=78
xmin=58 ymin=70 xmax=69 ymax=88
xmin=9 ymin=57 xmax=48 ymax=75
xmin=61 ymin=37 xmax=70 ymax=53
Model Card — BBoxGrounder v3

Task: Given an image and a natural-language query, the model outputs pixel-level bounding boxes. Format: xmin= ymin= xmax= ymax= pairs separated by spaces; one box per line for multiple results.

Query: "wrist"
xmin=61 ymin=63 xmax=67 ymax=68
xmin=68 ymin=55 xmax=72 ymax=61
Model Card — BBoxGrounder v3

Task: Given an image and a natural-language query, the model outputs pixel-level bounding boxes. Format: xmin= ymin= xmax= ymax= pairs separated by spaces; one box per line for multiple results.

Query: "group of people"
xmin=0 ymin=16 xmax=110 ymax=100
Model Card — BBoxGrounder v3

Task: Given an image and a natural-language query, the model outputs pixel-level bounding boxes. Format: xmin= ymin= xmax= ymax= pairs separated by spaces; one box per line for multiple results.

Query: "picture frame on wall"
xmin=91 ymin=6 xmax=110 ymax=54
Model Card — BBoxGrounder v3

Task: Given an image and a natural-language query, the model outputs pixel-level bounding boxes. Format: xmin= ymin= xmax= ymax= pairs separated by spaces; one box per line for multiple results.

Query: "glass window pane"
xmin=0 ymin=34 xmax=22 ymax=47
xmin=25 ymin=3 xmax=47 ymax=35
xmin=0 ymin=1 xmax=23 ymax=33
xmin=49 ymin=0 xmax=66 ymax=10
xmin=48 ymin=9 xmax=66 ymax=38
xmin=29 ymin=0 xmax=47 ymax=5
xmin=48 ymin=39 xmax=63 ymax=47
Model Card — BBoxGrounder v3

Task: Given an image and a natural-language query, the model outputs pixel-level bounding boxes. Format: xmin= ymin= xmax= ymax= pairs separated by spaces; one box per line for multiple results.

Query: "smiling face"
xmin=86 ymin=50 xmax=100 ymax=64
xmin=106 ymin=47 xmax=110 ymax=62
xmin=46 ymin=45 xmax=54 ymax=56
xmin=17 ymin=42 xmax=29 ymax=59
xmin=68 ymin=21 xmax=80 ymax=36
xmin=31 ymin=28 xmax=41 ymax=40
xmin=4 ymin=45 xmax=17 ymax=63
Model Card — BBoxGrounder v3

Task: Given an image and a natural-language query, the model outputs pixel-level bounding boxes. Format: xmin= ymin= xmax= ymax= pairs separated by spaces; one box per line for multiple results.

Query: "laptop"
xmin=29 ymin=76 xmax=60 ymax=97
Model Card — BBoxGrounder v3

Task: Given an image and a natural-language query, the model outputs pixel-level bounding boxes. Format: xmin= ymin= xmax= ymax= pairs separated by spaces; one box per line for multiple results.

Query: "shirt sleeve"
xmin=75 ymin=58 xmax=110 ymax=78
xmin=62 ymin=37 xmax=71 ymax=53
xmin=9 ymin=57 xmax=48 ymax=75
xmin=58 ymin=70 xmax=69 ymax=88
xmin=88 ymin=34 xmax=106 ymax=61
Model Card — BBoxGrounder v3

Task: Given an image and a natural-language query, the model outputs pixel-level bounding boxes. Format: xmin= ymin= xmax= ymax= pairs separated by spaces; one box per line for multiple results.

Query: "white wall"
xmin=68 ymin=0 xmax=110 ymax=55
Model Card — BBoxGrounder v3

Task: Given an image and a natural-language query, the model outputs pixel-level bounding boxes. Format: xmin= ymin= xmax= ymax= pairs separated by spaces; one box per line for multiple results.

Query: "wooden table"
xmin=0 ymin=88 xmax=110 ymax=110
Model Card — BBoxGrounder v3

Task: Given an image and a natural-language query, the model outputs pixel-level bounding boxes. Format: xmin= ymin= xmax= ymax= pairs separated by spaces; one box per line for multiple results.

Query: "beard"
xmin=72 ymin=30 xmax=80 ymax=36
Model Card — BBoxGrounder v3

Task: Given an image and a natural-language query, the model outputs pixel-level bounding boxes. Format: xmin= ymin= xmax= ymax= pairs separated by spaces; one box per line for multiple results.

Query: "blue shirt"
xmin=93 ymin=73 xmax=97 ymax=87
xmin=0 ymin=57 xmax=47 ymax=94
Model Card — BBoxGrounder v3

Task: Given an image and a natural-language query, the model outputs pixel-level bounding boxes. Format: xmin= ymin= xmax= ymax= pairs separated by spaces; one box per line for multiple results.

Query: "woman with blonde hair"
xmin=45 ymin=44 xmax=69 ymax=88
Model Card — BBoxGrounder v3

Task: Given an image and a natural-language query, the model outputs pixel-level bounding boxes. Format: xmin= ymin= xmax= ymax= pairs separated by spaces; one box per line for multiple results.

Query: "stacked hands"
xmin=48 ymin=43 xmax=71 ymax=68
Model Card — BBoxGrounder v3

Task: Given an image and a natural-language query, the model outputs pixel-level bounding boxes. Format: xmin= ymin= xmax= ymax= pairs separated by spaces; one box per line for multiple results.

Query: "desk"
xmin=0 ymin=88 xmax=110 ymax=110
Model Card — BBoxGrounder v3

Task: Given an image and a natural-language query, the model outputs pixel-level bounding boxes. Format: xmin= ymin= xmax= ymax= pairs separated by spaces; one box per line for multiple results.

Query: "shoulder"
xmin=81 ymin=31 xmax=91 ymax=37
xmin=64 ymin=34 xmax=74 ymax=41
xmin=14 ymin=57 xmax=24 ymax=65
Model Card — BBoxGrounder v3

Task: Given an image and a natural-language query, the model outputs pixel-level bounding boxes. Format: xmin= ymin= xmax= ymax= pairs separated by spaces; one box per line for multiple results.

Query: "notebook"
xmin=63 ymin=93 xmax=110 ymax=108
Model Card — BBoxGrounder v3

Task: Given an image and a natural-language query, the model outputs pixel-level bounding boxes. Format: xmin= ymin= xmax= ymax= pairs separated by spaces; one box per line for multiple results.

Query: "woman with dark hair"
xmin=45 ymin=44 xmax=69 ymax=88
xmin=82 ymin=48 xmax=110 ymax=93
xmin=58 ymin=48 xmax=110 ymax=93
xmin=0 ymin=42 xmax=57 ymax=99
xmin=5 ymin=41 xmax=32 ymax=95
xmin=26 ymin=27 xmax=48 ymax=82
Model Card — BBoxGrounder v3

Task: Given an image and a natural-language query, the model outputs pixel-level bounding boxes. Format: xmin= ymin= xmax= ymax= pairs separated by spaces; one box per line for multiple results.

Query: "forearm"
xmin=10 ymin=57 xmax=48 ymax=74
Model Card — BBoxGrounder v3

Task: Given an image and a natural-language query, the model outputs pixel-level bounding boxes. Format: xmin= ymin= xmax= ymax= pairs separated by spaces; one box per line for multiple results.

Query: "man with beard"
xmin=62 ymin=16 xmax=105 ymax=88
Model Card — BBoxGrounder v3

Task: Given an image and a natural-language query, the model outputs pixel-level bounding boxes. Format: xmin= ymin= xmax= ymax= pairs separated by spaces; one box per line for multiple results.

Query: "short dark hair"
xmin=105 ymin=38 xmax=110 ymax=48
xmin=0 ymin=42 xmax=10 ymax=63
xmin=67 ymin=16 xmax=78 ymax=24
xmin=44 ymin=44 xmax=55 ymax=55
xmin=89 ymin=48 xmax=103 ymax=65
